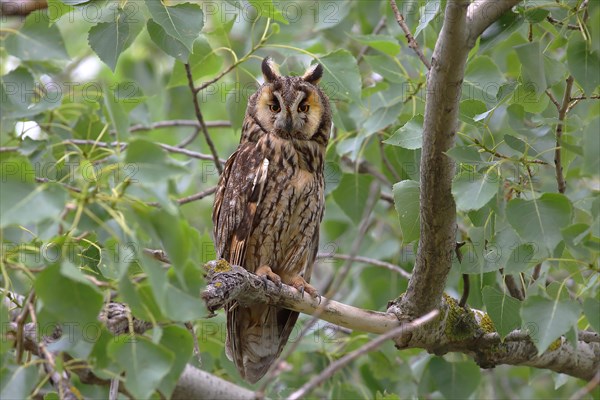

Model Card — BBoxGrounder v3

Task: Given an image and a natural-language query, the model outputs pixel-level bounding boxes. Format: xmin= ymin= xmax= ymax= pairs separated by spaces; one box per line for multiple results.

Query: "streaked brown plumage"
xmin=212 ymin=58 xmax=331 ymax=383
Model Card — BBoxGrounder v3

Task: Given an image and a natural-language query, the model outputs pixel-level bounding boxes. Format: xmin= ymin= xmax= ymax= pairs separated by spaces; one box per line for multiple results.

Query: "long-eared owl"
xmin=212 ymin=57 xmax=332 ymax=383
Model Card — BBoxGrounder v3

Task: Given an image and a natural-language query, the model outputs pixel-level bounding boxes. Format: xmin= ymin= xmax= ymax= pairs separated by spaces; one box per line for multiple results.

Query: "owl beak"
xmin=283 ymin=113 xmax=293 ymax=133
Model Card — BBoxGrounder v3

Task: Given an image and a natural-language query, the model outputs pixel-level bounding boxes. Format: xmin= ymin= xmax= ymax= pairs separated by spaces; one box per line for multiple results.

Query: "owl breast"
xmin=244 ymin=133 xmax=324 ymax=281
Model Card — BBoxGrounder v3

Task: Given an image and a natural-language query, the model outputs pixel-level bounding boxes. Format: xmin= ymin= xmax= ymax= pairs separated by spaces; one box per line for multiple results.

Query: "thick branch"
xmin=400 ymin=0 xmax=470 ymax=317
xmin=202 ymin=266 xmax=599 ymax=381
xmin=467 ymin=0 xmax=522 ymax=43
xmin=202 ymin=261 xmax=400 ymax=334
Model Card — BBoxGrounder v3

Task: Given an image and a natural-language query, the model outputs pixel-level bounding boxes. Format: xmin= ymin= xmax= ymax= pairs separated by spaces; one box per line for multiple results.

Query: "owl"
xmin=212 ymin=57 xmax=332 ymax=383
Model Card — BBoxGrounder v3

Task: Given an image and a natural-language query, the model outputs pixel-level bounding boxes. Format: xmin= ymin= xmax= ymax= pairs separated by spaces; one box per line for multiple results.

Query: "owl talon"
xmin=255 ymin=265 xmax=282 ymax=289
xmin=289 ymin=276 xmax=319 ymax=300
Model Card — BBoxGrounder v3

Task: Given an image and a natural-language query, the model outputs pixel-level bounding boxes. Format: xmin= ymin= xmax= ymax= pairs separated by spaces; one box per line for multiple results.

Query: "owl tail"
xmin=226 ymin=303 xmax=299 ymax=383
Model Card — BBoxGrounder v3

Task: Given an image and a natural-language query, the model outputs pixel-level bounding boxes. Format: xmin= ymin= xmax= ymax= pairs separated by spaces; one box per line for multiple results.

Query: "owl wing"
xmin=213 ymin=141 xmax=268 ymax=267
xmin=213 ymin=140 xmax=272 ymax=379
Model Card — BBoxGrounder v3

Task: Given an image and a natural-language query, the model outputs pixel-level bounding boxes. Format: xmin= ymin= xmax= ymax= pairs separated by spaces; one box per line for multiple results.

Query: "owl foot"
xmin=255 ymin=265 xmax=282 ymax=289
xmin=289 ymin=276 xmax=321 ymax=304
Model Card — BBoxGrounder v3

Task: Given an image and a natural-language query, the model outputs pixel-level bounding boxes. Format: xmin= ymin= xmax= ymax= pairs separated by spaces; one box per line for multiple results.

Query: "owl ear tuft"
xmin=302 ymin=63 xmax=323 ymax=84
xmin=261 ymin=57 xmax=280 ymax=83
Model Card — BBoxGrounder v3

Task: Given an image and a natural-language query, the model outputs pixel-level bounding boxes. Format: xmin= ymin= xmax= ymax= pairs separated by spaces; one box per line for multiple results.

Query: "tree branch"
xmin=129 ymin=120 xmax=231 ymax=133
xmin=184 ymin=63 xmax=224 ymax=175
xmin=202 ymin=265 xmax=599 ymax=381
xmin=399 ymin=0 xmax=470 ymax=317
xmin=287 ymin=310 xmax=439 ymax=400
xmin=202 ymin=262 xmax=400 ymax=334
xmin=389 ymin=0 xmax=431 ymax=69
xmin=467 ymin=0 xmax=522 ymax=43
xmin=554 ymin=75 xmax=574 ymax=194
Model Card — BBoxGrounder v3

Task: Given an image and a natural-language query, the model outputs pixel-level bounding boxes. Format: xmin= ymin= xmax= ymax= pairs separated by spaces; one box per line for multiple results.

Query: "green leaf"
xmin=361 ymin=102 xmax=403 ymax=136
xmin=169 ymin=37 xmax=222 ymax=88
xmin=452 ymin=170 xmax=499 ymax=212
xmin=34 ymin=264 xmax=103 ymax=326
xmin=504 ymin=243 xmax=536 ymax=274
xmin=102 ymin=84 xmax=129 ymax=140
xmin=383 ymin=115 xmax=423 ymax=149
xmin=5 ymin=11 xmax=68 ymax=60
xmin=364 ymin=55 xmax=405 ymax=83
xmin=445 ymin=146 xmax=483 ymax=164
xmin=318 ymin=50 xmax=361 ymax=102
xmin=460 ymin=100 xmax=487 ymax=121
xmin=521 ymin=295 xmax=580 ymax=354
xmin=567 ymin=37 xmax=600 ymax=96
xmin=146 ymin=2 xmax=204 ymax=52
xmin=482 ymin=286 xmax=522 ymax=339
xmin=583 ymin=298 xmax=600 ymax=333
xmin=332 ymin=174 xmax=377 ymax=224
xmin=1 ymin=67 xmax=60 ymax=119
xmin=147 ymin=19 xmax=190 ymax=62
xmin=415 ymin=0 xmax=441 ymax=37
xmin=582 ymin=117 xmax=600 ymax=176
xmin=506 ymin=193 xmax=573 ymax=254
xmin=514 ymin=42 xmax=547 ymax=95
xmin=88 ymin=8 xmax=144 ymax=71
xmin=108 ymin=336 xmax=174 ymax=399
xmin=464 ymin=56 xmax=504 ymax=105
xmin=0 ymin=365 xmax=39 ymax=400
xmin=392 ymin=180 xmax=420 ymax=244
xmin=353 ymin=34 xmax=401 ymax=56
xmin=504 ymin=134 xmax=528 ymax=154
xmin=428 ymin=358 xmax=481 ymax=400
xmin=157 ymin=326 xmax=193 ymax=397
xmin=247 ymin=0 xmax=288 ymax=24
xmin=0 ymin=158 xmax=67 ymax=228
xmin=124 ymin=140 xmax=187 ymax=184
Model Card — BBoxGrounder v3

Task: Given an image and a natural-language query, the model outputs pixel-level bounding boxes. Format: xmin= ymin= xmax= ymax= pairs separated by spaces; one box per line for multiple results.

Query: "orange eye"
xmin=298 ymin=104 xmax=309 ymax=113
xmin=269 ymin=103 xmax=281 ymax=112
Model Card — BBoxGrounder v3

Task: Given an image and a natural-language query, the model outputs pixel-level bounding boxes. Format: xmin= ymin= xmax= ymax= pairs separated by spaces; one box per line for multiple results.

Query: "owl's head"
xmin=248 ymin=57 xmax=331 ymax=146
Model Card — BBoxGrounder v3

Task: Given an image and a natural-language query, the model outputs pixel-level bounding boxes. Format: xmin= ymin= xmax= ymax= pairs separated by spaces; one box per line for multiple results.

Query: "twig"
xmin=157 ymin=143 xmax=225 ymax=164
xmin=286 ymin=310 xmax=439 ymax=400
xmin=0 ymin=146 xmax=19 ymax=153
xmin=570 ymin=95 xmax=600 ymax=101
xmin=380 ymin=192 xmax=394 ymax=204
xmin=341 ymin=155 xmax=391 ymax=186
xmin=570 ymin=370 xmax=600 ymax=399
xmin=389 ymin=0 xmax=431 ymax=70
xmin=185 ymin=322 xmax=202 ymax=365
xmin=61 ymin=139 xmax=220 ymax=162
xmin=28 ymin=302 xmax=78 ymax=400
xmin=546 ymin=15 xmax=581 ymax=30
xmin=184 ymin=63 xmax=223 ymax=175
xmin=143 ymin=248 xmax=171 ymax=264
xmin=357 ymin=16 xmax=387 ymax=62
xmin=35 ymin=177 xmax=81 ymax=193
xmin=554 ymin=76 xmax=574 ymax=194
xmin=177 ymin=127 xmax=201 ymax=148
xmin=145 ymin=186 xmax=217 ymax=208
xmin=471 ymin=138 xmax=548 ymax=165
xmin=545 ymin=90 xmax=561 ymax=110
xmin=129 ymin=120 xmax=231 ymax=133
xmin=501 ymin=270 xmax=525 ymax=300
xmin=316 ymin=253 xmax=411 ymax=280
xmin=15 ymin=291 xmax=35 ymax=364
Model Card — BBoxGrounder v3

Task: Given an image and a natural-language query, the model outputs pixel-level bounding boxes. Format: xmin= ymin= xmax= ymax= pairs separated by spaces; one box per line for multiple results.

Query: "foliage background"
xmin=0 ymin=0 xmax=598 ymax=398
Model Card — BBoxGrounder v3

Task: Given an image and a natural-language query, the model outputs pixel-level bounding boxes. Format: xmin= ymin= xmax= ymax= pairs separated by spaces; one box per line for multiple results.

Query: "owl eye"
xmin=298 ymin=103 xmax=309 ymax=113
xmin=269 ymin=103 xmax=281 ymax=113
